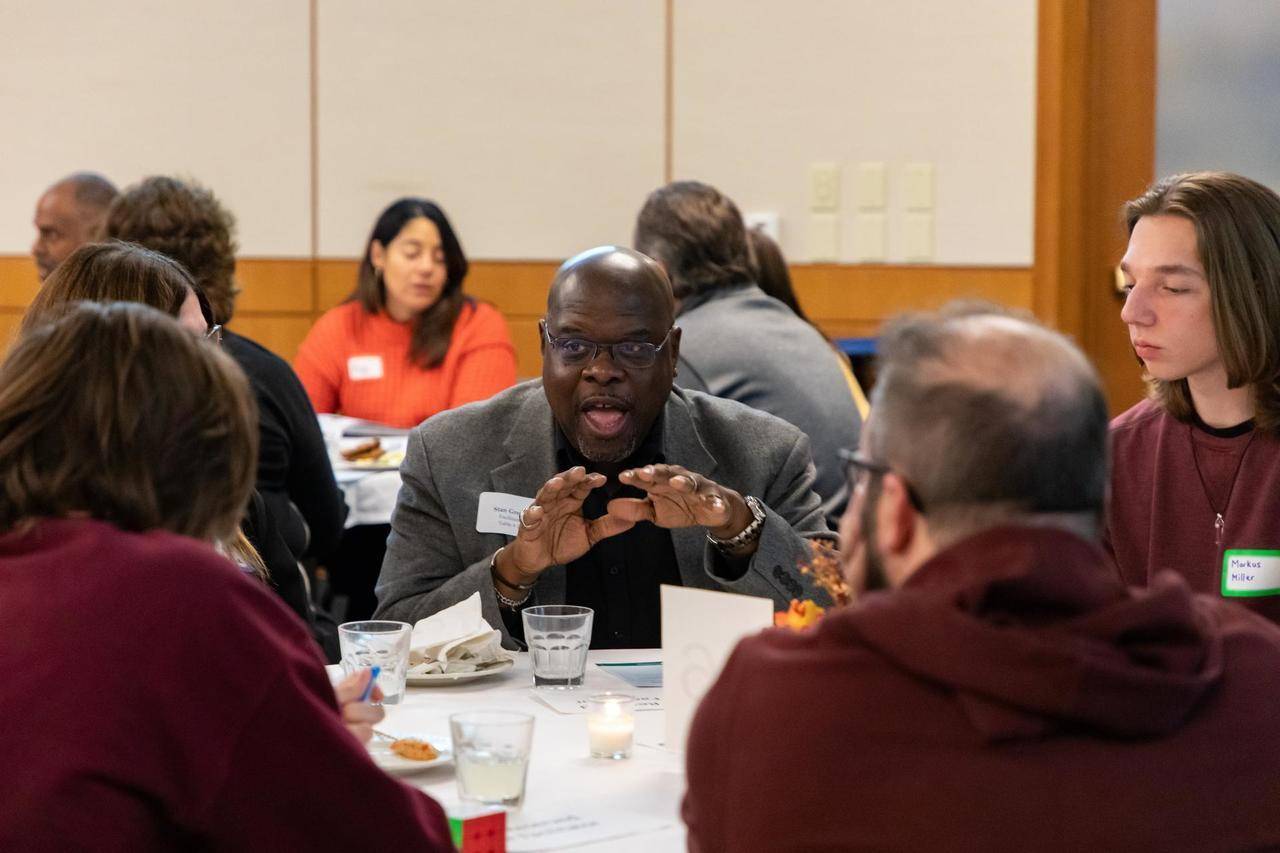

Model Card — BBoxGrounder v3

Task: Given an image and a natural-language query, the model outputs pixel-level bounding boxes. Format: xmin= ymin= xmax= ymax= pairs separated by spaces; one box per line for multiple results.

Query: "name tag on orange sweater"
xmin=347 ymin=355 xmax=384 ymax=381
xmin=1222 ymin=549 xmax=1280 ymax=597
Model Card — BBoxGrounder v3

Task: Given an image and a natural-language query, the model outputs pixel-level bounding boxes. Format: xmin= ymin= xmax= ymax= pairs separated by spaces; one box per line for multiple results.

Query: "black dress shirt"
xmin=501 ymin=419 xmax=683 ymax=649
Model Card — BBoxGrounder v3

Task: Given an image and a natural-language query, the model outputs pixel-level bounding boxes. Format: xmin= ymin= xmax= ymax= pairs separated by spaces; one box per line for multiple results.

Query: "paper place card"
xmin=507 ymin=809 xmax=674 ymax=852
xmin=661 ymin=585 xmax=773 ymax=753
xmin=597 ymin=661 xmax=662 ymax=689
xmin=476 ymin=491 xmax=535 ymax=535
xmin=531 ymin=690 xmax=662 ymax=715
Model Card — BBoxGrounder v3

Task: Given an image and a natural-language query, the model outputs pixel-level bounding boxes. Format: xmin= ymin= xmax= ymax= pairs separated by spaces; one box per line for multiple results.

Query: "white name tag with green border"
xmin=1221 ymin=549 xmax=1280 ymax=597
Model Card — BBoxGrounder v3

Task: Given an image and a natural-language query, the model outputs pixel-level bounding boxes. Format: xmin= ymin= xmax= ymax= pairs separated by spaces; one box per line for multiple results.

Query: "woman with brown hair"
xmin=295 ymin=197 xmax=517 ymax=428
xmin=0 ymin=303 xmax=452 ymax=849
xmin=1108 ymin=171 xmax=1280 ymax=624
xmin=22 ymin=240 xmax=208 ymax=336
xmin=21 ymin=241 xmax=337 ymax=655
xmin=106 ymin=176 xmax=347 ymax=567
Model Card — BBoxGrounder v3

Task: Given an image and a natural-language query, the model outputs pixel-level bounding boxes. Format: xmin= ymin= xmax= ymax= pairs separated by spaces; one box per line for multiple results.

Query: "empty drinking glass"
xmin=521 ymin=605 xmax=593 ymax=688
xmin=450 ymin=711 xmax=535 ymax=808
xmin=338 ymin=620 xmax=411 ymax=704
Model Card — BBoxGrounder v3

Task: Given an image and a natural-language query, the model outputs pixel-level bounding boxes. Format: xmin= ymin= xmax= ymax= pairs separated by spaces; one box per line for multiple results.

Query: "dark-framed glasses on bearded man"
xmin=838 ymin=447 xmax=926 ymax=512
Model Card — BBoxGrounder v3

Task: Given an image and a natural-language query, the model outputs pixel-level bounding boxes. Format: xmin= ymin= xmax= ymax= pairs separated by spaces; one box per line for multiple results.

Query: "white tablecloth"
xmin=334 ymin=468 xmax=402 ymax=527
xmin=331 ymin=649 xmax=686 ymax=852
xmin=319 ymin=414 xmax=406 ymax=527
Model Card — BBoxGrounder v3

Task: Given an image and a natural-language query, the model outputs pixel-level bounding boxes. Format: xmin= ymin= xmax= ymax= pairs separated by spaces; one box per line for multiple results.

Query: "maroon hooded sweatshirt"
xmin=683 ymin=526 xmax=1280 ymax=853
xmin=0 ymin=518 xmax=453 ymax=852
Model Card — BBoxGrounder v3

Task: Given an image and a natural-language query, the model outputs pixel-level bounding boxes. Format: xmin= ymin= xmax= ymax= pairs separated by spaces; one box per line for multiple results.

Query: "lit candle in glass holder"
xmin=587 ymin=692 xmax=634 ymax=760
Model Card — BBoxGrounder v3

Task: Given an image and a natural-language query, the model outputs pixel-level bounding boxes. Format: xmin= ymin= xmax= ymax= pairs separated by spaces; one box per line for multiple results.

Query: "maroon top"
xmin=1106 ymin=399 xmax=1280 ymax=624
xmin=0 ymin=518 xmax=453 ymax=852
xmin=683 ymin=526 xmax=1280 ymax=852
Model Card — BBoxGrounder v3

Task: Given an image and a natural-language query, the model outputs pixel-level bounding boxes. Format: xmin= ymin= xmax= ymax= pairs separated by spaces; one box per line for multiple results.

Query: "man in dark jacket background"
xmin=683 ymin=305 xmax=1280 ymax=852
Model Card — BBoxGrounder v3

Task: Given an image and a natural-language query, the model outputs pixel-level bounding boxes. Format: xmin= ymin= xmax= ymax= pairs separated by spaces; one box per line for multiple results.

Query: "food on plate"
xmin=341 ymin=438 xmax=382 ymax=461
xmin=390 ymin=738 xmax=440 ymax=761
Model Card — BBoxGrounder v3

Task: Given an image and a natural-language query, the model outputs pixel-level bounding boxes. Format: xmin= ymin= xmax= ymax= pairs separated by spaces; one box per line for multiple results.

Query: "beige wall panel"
xmin=0 ymin=1 xmax=311 ymax=256
xmin=673 ymin=0 xmax=1037 ymax=265
xmin=315 ymin=0 xmax=665 ymax=259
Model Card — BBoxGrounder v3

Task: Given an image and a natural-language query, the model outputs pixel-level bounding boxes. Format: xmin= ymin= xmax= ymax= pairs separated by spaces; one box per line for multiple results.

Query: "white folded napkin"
xmin=408 ymin=592 xmax=512 ymax=675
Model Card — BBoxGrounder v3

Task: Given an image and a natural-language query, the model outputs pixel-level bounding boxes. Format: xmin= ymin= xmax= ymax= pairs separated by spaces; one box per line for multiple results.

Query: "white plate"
xmin=336 ymin=450 xmax=405 ymax=471
xmin=405 ymin=657 xmax=515 ymax=686
xmin=367 ymin=738 xmax=453 ymax=776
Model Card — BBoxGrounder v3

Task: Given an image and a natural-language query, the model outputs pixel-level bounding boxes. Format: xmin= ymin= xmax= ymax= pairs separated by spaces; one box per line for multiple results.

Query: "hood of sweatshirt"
xmin=829 ymin=526 xmax=1224 ymax=742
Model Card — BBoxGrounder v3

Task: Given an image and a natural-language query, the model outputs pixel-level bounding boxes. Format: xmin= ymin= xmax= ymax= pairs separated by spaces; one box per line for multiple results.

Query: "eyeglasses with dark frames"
xmin=838 ymin=447 xmax=926 ymax=513
xmin=542 ymin=325 xmax=673 ymax=370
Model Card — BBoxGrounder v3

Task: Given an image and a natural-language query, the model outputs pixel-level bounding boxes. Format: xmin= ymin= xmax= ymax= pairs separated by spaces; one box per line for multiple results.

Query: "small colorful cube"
xmin=448 ymin=807 xmax=506 ymax=852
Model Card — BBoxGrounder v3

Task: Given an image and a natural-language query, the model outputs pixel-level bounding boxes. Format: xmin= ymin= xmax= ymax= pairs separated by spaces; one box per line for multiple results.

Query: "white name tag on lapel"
xmin=477 ymin=491 xmax=536 ymax=535
xmin=1222 ymin=549 xmax=1280 ymax=597
xmin=347 ymin=355 xmax=384 ymax=381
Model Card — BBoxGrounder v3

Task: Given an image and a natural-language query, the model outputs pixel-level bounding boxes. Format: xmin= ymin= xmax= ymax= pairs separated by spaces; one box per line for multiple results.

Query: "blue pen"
xmin=358 ymin=665 xmax=381 ymax=702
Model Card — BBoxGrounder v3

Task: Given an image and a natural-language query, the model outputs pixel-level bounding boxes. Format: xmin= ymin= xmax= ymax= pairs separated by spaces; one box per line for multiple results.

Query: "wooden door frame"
xmin=1034 ymin=0 xmax=1156 ymax=414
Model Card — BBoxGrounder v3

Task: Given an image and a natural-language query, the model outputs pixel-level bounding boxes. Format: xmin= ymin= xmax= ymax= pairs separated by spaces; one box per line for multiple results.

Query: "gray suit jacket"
xmin=374 ymin=380 xmax=833 ymax=644
xmin=675 ymin=283 xmax=862 ymax=526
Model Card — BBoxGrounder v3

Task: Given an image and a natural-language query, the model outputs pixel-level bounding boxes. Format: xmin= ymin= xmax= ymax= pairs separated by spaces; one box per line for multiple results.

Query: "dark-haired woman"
xmin=296 ymin=198 xmax=517 ymax=428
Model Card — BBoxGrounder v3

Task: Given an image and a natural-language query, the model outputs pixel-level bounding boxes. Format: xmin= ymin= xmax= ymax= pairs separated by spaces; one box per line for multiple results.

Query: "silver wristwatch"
xmin=707 ymin=495 xmax=766 ymax=553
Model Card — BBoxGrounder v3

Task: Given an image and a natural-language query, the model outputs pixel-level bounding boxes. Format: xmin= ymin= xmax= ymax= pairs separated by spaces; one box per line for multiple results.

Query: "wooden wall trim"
xmin=0 ymin=255 xmax=1030 ymax=375
xmin=1033 ymin=0 xmax=1090 ymax=338
xmin=1033 ymin=0 xmax=1155 ymax=414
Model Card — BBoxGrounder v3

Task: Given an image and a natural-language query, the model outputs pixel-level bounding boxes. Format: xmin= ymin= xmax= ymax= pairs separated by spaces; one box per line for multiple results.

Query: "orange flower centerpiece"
xmin=773 ymin=540 xmax=851 ymax=630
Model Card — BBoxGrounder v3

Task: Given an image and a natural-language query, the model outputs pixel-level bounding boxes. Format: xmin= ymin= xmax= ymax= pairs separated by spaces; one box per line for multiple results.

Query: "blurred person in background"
xmin=0 ymin=303 xmax=452 ymax=850
xmin=295 ymin=197 xmax=517 ymax=620
xmin=106 ymin=176 xmax=347 ymax=572
xmin=20 ymin=241 xmax=338 ymax=660
xmin=746 ymin=226 xmax=809 ymax=322
xmin=635 ymin=181 xmax=862 ymax=525
xmin=295 ymin=196 xmax=517 ymax=428
xmin=747 ymin=226 xmax=870 ymax=419
xmin=30 ymin=171 xmax=117 ymax=280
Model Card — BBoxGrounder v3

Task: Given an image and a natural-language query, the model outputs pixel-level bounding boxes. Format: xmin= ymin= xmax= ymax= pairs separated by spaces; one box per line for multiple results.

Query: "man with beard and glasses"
xmin=682 ymin=305 xmax=1280 ymax=852
xmin=375 ymin=246 xmax=831 ymax=648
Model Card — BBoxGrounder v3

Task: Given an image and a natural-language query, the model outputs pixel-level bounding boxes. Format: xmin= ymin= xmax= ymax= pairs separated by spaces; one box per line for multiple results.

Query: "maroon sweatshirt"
xmin=683 ymin=526 xmax=1280 ymax=853
xmin=1106 ymin=399 xmax=1280 ymax=625
xmin=0 ymin=518 xmax=454 ymax=852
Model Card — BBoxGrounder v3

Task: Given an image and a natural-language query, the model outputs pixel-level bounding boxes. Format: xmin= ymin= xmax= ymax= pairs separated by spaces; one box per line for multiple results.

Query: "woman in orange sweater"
xmin=296 ymin=198 xmax=517 ymax=429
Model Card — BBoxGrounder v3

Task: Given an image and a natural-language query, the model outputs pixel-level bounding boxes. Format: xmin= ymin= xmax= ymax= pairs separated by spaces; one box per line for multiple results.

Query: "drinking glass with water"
xmin=450 ymin=711 xmax=535 ymax=808
xmin=521 ymin=605 xmax=593 ymax=689
xmin=338 ymin=620 xmax=411 ymax=704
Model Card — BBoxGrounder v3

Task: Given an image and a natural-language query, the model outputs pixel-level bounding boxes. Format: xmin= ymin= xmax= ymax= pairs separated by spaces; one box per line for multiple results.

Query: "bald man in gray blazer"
xmin=375 ymin=247 xmax=834 ymax=648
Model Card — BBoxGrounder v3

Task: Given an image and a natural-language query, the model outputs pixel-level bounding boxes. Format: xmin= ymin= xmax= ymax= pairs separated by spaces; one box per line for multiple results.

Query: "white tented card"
xmin=661 ymin=585 xmax=773 ymax=753
xmin=476 ymin=491 xmax=535 ymax=535
xmin=1222 ymin=549 xmax=1280 ymax=597
xmin=347 ymin=355 xmax=384 ymax=381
